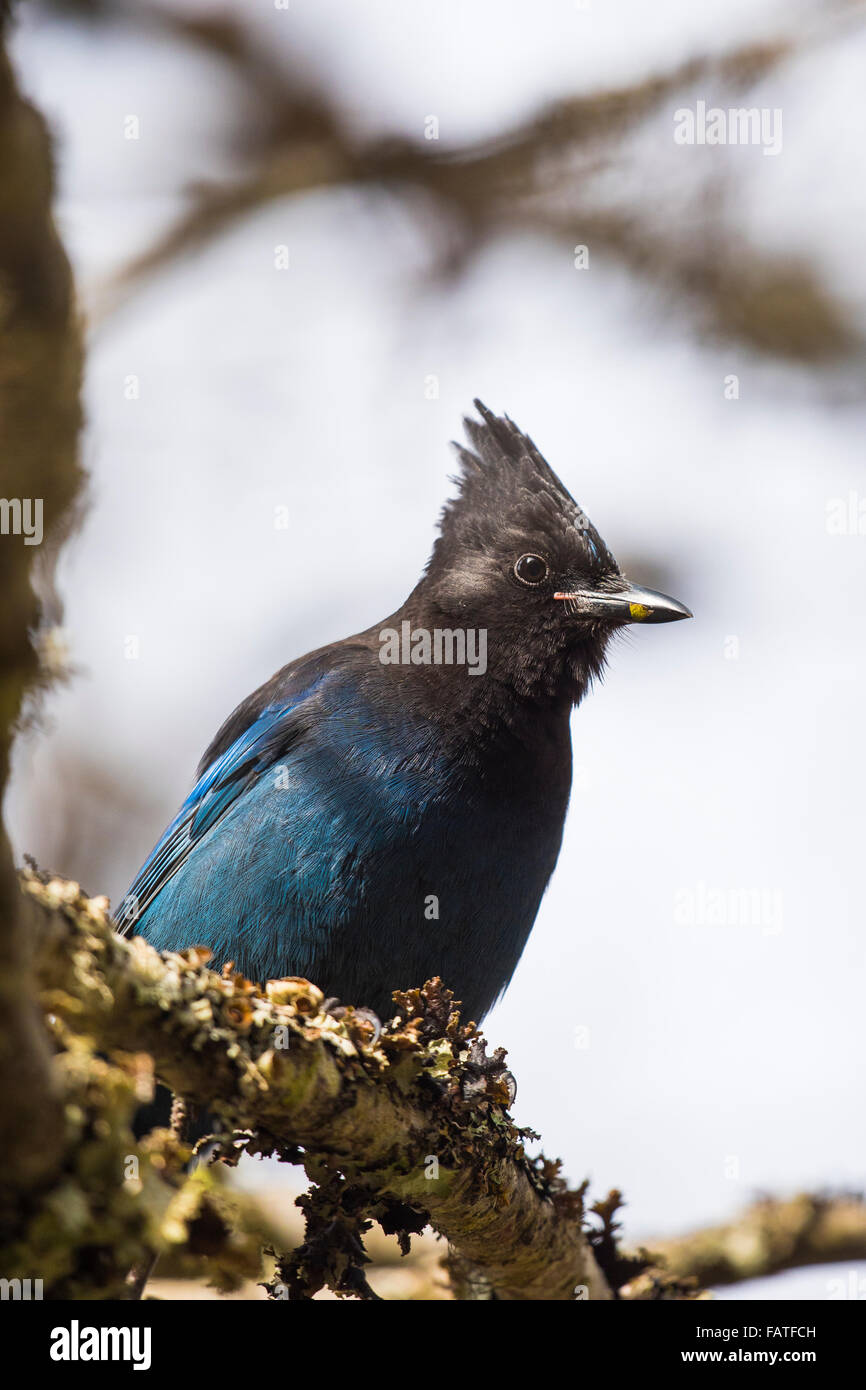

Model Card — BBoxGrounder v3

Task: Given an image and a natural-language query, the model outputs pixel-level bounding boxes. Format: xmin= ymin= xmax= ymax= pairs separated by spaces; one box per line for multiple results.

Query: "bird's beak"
xmin=553 ymin=580 xmax=692 ymax=625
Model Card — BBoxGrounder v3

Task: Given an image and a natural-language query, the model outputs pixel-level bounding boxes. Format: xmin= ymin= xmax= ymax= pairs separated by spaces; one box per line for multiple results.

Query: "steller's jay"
xmin=116 ymin=402 xmax=690 ymax=1024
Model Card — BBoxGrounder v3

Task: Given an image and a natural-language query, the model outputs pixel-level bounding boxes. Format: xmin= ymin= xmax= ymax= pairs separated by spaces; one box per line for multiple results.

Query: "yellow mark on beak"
xmin=629 ymin=602 xmax=652 ymax=620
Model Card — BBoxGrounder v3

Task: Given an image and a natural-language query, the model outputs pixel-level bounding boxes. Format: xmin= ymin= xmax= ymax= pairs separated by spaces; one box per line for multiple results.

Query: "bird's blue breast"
xmin=120 ymin=663 xmax=569 ymax=1022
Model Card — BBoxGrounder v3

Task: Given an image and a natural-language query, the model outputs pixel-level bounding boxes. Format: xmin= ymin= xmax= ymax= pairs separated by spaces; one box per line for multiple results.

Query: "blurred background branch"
xmin=624 ymin=1193 xmax=866 ymax=1297
xmin=76 ymin=0 xmax=866 ymax=363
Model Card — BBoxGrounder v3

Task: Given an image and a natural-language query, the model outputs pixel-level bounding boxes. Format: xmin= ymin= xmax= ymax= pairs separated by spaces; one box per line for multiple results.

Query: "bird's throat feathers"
xmin=373 ymin=591 xmax=609 ymax=738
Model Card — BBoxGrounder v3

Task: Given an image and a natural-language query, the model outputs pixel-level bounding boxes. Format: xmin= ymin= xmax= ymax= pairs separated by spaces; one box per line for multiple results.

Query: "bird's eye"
xmin=514 ymin=553 xmax=549 ymax=587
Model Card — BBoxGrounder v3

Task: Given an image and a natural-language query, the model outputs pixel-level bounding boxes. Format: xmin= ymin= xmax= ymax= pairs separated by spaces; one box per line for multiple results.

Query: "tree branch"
xmin=624 ymin=1193 xmax=866 ymax=1296
xmin=23 ymin=868 xmax=612 ymax=1301
xmin=90 ymin=3 xmax=862 ymax=362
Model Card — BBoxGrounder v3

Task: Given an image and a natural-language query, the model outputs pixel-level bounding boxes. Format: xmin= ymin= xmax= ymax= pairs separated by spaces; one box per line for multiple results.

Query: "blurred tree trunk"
xmin=0 ymin=18 xmax=84 ymax=1205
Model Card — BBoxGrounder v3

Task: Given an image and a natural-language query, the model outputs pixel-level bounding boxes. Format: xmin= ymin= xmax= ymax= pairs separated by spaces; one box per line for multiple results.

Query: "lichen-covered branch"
xmin=11 ymin=867 xmax=864 ymax=1301
xmin=22 ymin=869 xmax=612 ymax=1301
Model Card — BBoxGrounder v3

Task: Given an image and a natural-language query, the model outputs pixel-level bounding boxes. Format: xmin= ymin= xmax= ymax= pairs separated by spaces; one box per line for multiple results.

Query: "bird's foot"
xmin=322 ymin=998 xmax=383 ymax=1046
xmin=460 ymin=1038 xmax=517 ymax=1106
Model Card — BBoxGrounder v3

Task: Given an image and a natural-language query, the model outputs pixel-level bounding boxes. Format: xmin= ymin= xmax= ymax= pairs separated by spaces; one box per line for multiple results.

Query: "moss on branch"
xmin=20 ymin=867 xmax=614 ymax=1301
xmin=10 ymin=868 xmax=866 ymax=1301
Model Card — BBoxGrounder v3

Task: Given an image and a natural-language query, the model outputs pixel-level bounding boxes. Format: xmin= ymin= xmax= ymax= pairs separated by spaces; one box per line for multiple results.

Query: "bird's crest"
xmin=432 ymin=399 xmax=617 ymax=574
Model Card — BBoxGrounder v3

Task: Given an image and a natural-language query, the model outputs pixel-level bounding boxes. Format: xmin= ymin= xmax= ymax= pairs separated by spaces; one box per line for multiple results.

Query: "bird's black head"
xmin=420 ymin=400 xmax=691 ymax=704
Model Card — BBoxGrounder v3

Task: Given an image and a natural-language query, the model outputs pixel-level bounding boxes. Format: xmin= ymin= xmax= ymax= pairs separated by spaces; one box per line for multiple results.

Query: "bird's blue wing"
xmin=115 ymin=678 xmax=325 ymax=935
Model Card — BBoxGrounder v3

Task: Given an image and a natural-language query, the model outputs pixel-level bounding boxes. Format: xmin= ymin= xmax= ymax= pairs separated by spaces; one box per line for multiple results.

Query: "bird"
xmin=116 ymin=401 xmax=690 ymax=1025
